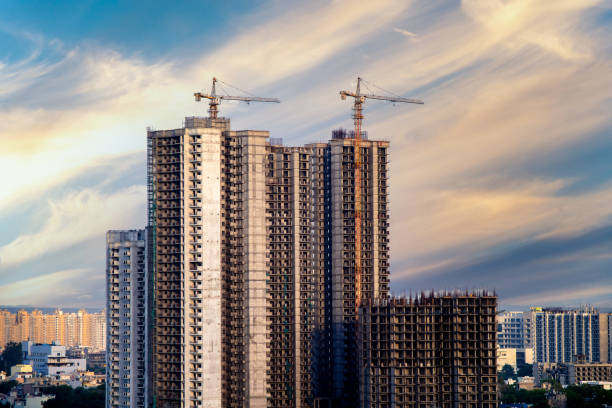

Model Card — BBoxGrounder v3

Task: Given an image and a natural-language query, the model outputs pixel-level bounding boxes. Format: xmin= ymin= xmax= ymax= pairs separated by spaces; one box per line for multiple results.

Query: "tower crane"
xmin=194 ymin=77 xmax=280 ymax=119
xmin=339 ymin=77 xmax=423 ymax=317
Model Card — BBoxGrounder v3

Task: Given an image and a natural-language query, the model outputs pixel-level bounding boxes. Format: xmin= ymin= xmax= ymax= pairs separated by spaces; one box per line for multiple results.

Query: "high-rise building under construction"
xmin=357 ymin=293 xmax=498 ymax=408
xmin=147 ymin=116 xmax=390 ymax=408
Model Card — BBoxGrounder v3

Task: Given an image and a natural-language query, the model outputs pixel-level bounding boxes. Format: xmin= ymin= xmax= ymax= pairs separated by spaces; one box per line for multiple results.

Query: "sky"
xmin=1 ymin=0 xmax=611 ymax=309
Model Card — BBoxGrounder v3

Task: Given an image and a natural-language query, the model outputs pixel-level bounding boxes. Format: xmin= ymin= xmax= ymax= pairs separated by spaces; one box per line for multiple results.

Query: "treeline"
xmin=0 ymin=342 xmax=22 ymax=373
xmin=42 ymin=384 xmax=105 ymax=408
xmin=501 ymin=383 xmax=612 ymax=408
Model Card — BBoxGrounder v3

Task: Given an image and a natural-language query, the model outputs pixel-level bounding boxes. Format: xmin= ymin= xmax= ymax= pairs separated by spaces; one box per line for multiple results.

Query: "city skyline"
xmin=0 ymin=307 xmax=106 ymax=350
xmin=1 ymin=1 xmax=612 ymax=309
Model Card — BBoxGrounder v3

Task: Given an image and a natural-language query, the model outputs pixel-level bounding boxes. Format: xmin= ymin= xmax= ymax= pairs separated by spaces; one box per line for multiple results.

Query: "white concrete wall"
xmin=194 ymin=127 xmax=223 ymax=408
xmin=242 ymin=131 xmax=269 ymax=408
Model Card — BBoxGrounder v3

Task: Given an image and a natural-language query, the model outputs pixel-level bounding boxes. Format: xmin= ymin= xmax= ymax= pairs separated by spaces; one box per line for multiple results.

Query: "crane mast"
xmin=194 ymin=77 xmax=280 ymax=119
xmin=339 ymin=77 xmax=423 ymax=317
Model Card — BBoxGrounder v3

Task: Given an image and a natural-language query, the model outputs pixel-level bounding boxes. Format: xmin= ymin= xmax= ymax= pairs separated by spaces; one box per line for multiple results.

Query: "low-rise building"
xmin=47 ymin=355 xmax=85 ymax=376
xmin=4 ymin=381 xmax=54 ymax=408
xmin=10 ymin=365 xmax=32 ymax=378
xmin=533 ymin=363 xmax=569 ymax=387
xmin=578 ymin=381 xmax=612 ymax=390
xmin=534 ymin=361 xmax=612 ymax=386
xmin=86 ymin=350 xmax=105 ymax=371
xmin=497 ymin=348 xmax=534 ymax=371
xmin=568 ymin=362 xmax=612 ymax=384
xmin=517 ymin=376 xmax=535 ymax=390
xmin=22 ymin=341 xmax=85 ymax=376
xmin=13 ymin=394 xmax=54 ymax=408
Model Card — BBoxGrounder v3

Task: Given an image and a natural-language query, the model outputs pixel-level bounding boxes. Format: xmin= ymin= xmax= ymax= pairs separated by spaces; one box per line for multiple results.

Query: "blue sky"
xmin=1 ymin=0 xmax=611 ymax=309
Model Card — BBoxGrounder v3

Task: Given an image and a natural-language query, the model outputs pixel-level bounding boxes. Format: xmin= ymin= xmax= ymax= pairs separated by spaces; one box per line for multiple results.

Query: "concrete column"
xmin=242 ymin=131 xmax=269 ymax=408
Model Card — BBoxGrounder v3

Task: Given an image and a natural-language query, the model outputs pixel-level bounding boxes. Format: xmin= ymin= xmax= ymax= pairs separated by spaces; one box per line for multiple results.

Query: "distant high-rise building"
xmin=90 ymin=310 xmax=107 ymax=351
xmin=358 ymin=293 xmax=498 ymax=408
xmin=531 ymin=307 xmax=609 ymax=364
xmin=496 ymin=311 xmax=530 ymax=349
xmin=0 ymin=310 xmax=11 ymax=348
xmin=106 ymin=229 xmax=149 ymax=408
xmin=15 ymin=310 xmax=29 ymax=343
xmin=147 ymin=117 xmax=390 ymax=408
xmin=29 ymin=310 xmax=45 ymax=344
xmin=0 ymin=309 xmax=105 ymax=351
xmin=607 ymin=313 xmax=612 ymax=363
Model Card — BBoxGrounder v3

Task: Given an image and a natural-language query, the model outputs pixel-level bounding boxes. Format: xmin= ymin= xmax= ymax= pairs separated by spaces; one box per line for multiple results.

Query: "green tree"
xmin=0 ymin=380 xmax=17 ymax=394
xmin=500 ymin=383 xmax=547 ymax=407
xmin=0 ymin=342 xmax=22 ymax=372
xmin=517 ymin=363 xmax=532 ymax=377
xmin=42 ymin=384 xmax=105 ymax=408
xmin=498 ymin=364 xmax=515 ymax=381
xmin=564 ymin=384 xmax=612 ymax=408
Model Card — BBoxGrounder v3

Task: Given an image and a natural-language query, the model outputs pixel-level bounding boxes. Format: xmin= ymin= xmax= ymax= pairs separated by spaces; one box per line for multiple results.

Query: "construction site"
xmin=139 ymin=77 xmax=498 ymax=408
xmin=358 ymin=292 xmax=498 ymax=408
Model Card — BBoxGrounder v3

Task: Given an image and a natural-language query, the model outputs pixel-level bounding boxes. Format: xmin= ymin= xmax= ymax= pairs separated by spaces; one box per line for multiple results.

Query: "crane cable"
xmin=215 ymin=78 xmax=257 ymax=97
xmin=360 ymin=78 xmax=406 ymax=100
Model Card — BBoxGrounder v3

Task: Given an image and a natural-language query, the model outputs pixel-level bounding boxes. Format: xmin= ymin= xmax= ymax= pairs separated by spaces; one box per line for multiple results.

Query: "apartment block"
xmin=603 ymin=313 xmax=612 ymax=363
xmin=533 ymin=361 xmax=612 ymax=386
xmin=148 ymin=118 xmax=225 ymax=408
xmin=106 ymin=229 xmax=148 ymax=408
xmin=496 ymin=348 xmax=534 ymax=371
xmin=531 ymin=307 xmax=609 ymax=364
xmin=358 ymin=293 xmax=498 ymax=408
xmin=496 ymin=311 xmax=530 ymax=349
xmin=147 ymin=117 xmax=390 ymax=408
xmin=0 ymin=309 xmax=105 ymax=350
xmin=568 ymin=362 xmax=612 ymax=384
xmin=266 ymin=144 xmax=319 ymax=408
xmin=323 ymin=129 xmax=390 ymax=408
xmin=22 ymin=341 xmax=86 ymax=376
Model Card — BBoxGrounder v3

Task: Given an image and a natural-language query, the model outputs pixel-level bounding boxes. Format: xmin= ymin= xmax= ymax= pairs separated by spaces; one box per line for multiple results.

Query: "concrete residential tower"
xmin=358 ymin=293 xmax=498 ymax=408
xmin=147 ymin=116 xmax=390 ymax=408
xmin=106 ymin=229 xmax=149 ymax=408
xmin=531 ymin=306 xmax=609 ymax=364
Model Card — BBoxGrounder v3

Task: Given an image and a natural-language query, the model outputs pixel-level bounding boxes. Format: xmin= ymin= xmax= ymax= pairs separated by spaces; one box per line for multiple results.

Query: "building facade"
xmin=604 ymin=313 xmax=612 ymax=363
xmin=21 ymin=341 xmax=86 ymax=376
xmin=533 ymin=361 xmax=612 ymax=386
xmin=531 ymin=307 xmax=609 ymax=364
xmin=496 ymin=311 xmax=530 ymax=349
xmin=568 ymin=362 xmax=612 ymax=384
xmin=147 ymin=117 xmax=390 ymax=408
xmin=496 ymin=348 xmax=533 ymax=371
xmin=106 ymin=229 xmax=149 ymax=408
xmin=0 ymin=309 xmax=105 ymax=350
xmin=357 ymin=294 xmax=498 ymax=408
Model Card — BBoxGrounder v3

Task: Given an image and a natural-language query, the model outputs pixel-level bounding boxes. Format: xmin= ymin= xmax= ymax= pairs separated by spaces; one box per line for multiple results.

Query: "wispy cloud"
xmin=0 ymin=268 xmax=96 ymax=307
xmin=0 ymin=185 xmax=145 ymax=269
xmin=393 ymin=27 xmax=418 ymax=38
xmin=504 ymin=285 xmax=612 ymax=307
